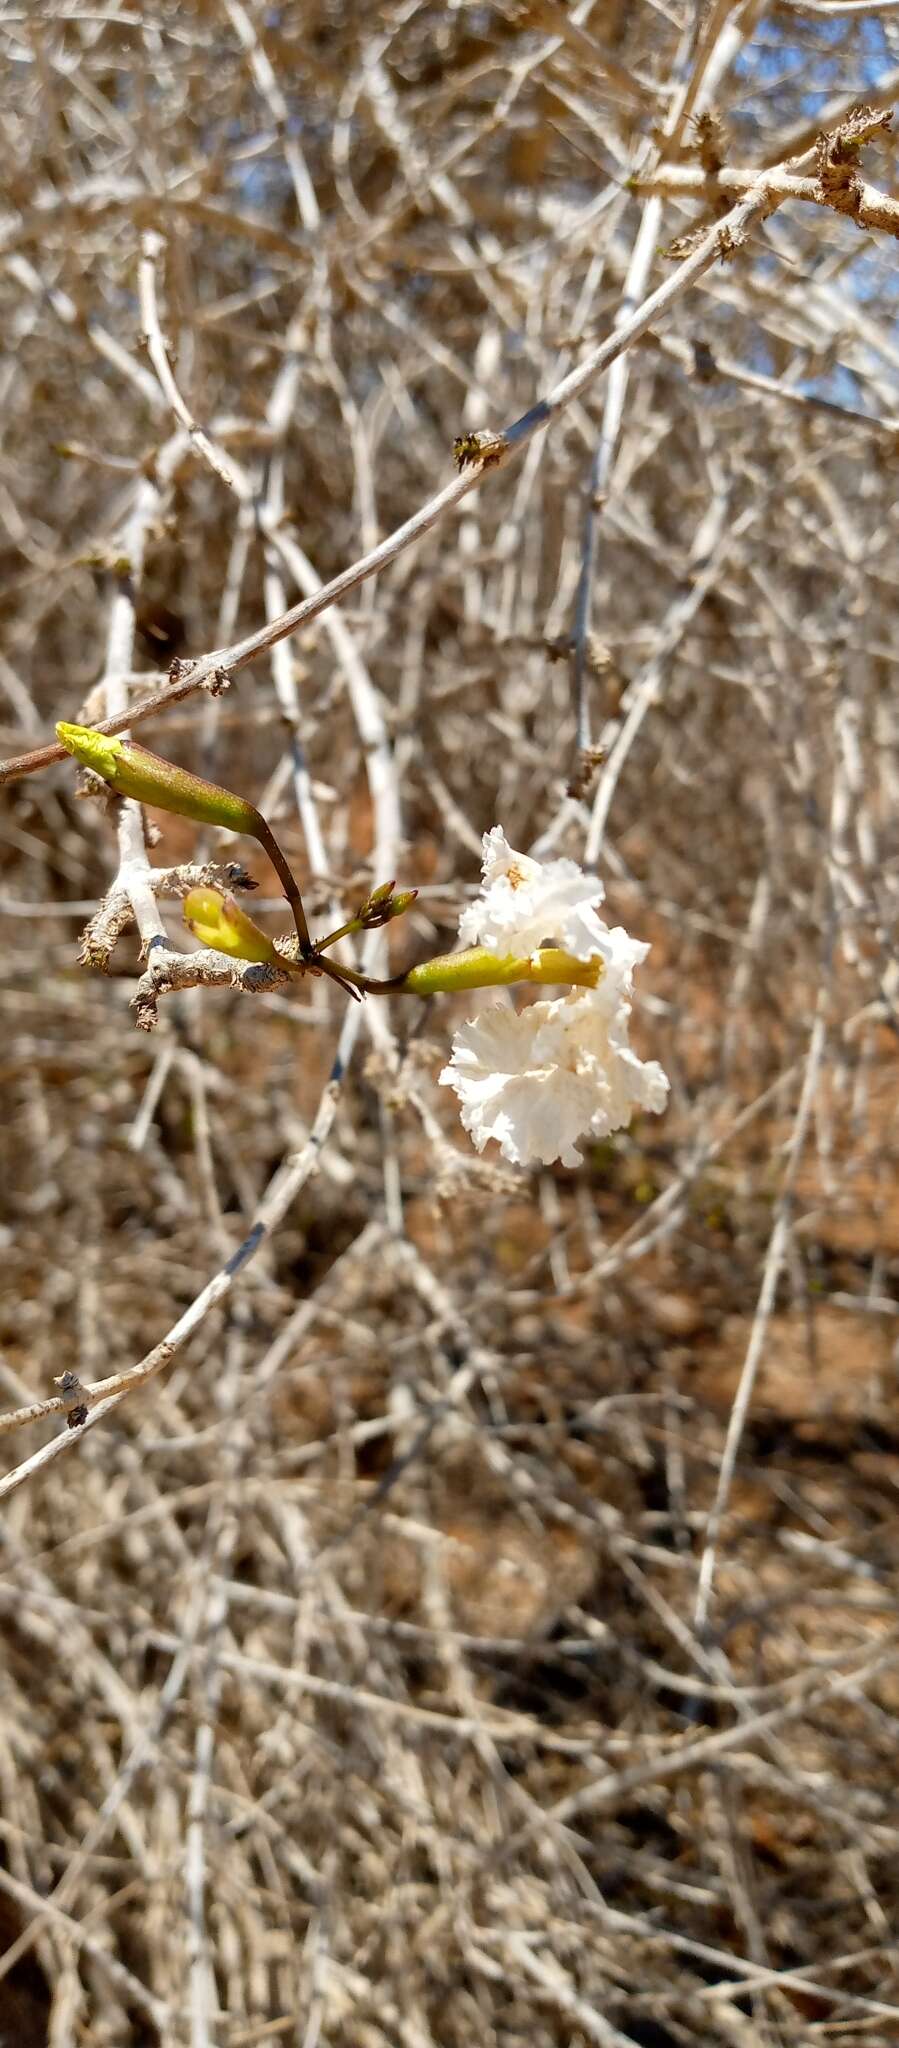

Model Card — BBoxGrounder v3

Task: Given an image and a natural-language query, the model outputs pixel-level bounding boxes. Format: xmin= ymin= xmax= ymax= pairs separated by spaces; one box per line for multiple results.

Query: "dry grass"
xmin=2 ymin=3 xmax=899 ymax=2043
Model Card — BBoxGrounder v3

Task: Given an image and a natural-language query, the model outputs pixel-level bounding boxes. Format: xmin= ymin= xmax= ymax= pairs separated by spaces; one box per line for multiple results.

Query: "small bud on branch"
xmin=183 ymin=887 xmax=306 ymax=970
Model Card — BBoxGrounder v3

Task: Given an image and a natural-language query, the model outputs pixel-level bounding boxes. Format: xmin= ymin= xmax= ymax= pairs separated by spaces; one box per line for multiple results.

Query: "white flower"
xmin=441 ymin=832 xmax=669 ymax=1169
xmin=458 ymin=825 xmax=610 ymax=963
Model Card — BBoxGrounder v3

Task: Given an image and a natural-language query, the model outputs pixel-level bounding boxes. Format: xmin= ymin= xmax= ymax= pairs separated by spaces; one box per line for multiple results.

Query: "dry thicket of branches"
xmin=2 ymin=1 xmax=899 ymax=2043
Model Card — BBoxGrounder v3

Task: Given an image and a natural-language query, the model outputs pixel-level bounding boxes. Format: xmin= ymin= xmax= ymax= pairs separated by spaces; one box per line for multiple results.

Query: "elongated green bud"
xmin=56 ymin=724 xmax=257 ymax=836
xmin=398 ymin=946 xmax=602 ymax=996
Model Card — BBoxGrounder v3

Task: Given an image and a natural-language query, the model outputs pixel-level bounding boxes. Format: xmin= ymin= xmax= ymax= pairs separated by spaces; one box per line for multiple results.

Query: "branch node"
xmin=54 ymin=1372 xmax=89 ymax=1428
xmin=566 ymin=746 xmax=606 ymax=801
xmin=817 ymin=105 xmax=893 ymax=222
xmin=204 ymin=666 xmax=232 ymax=697
xmin=453 ymin=429 xmax=508 ymax=472
xmin=690 ymin=109 xmax=726 ymax=176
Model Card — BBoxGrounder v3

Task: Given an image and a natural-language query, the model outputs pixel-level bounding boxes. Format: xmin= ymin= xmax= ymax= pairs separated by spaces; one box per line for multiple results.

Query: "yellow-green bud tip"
xmin=56 ymin=723 xmax=124 ymax=784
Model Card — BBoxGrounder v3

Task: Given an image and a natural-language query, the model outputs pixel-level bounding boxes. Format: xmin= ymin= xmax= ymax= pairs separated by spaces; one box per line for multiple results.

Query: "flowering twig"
xmin=56 ymin=722 xmax=651 ymax=1033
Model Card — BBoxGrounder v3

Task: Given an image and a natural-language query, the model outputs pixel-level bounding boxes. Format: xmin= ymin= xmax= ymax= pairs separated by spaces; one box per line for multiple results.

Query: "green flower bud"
xmin=56 ymin=724 xmax=257 ymax=836
xmin=357 ymin=882 xmax=419 ymax=929
xmin=183 ymin=887 xmax=289 ymax=965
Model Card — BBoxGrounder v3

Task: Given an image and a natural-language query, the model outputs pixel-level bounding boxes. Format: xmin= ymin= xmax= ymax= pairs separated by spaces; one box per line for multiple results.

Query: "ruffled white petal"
xmin=440 ymin=983 xmax=669 ymax=1170
xmin=458 ymin=826 xmax=610 ymax=962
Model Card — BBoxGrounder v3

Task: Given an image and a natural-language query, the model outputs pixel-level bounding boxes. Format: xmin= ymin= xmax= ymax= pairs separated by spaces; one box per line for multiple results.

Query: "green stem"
xmin=314 ymin=914 xmax=362 ymax=952
xmin=249 ymin=810 xmax=312 ymax=955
